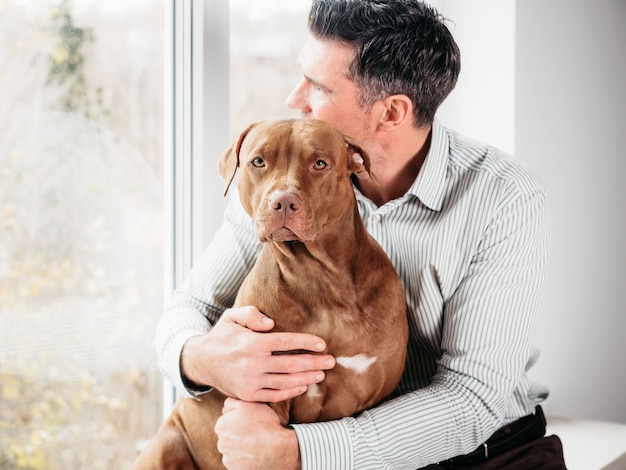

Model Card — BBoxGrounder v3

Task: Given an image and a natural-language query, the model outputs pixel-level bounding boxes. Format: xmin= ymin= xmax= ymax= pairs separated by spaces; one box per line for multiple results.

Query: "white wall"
xmin=435 ymin=0 xmax=626 ymax=424
xmin=434 ymin=0 xmax=515 ymax=155
xmin=516 ymin=0 xmax=626 ymax=424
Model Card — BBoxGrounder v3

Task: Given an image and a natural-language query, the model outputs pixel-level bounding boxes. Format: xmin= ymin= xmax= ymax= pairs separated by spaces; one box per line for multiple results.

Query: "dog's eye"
xmin=313 ymin=159 xmax=327 ymax=170
xmin=251 ymin=157 xmax=265 ymax=168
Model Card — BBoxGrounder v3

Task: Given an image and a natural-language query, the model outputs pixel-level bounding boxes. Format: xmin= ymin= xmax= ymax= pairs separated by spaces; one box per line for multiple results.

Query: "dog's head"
xmin=218 ymin=118 xmax=374 ymax=243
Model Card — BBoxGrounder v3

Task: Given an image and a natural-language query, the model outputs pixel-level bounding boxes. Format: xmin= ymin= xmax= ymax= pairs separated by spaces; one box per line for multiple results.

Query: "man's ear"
xmin=218 ymin=122 xmax=257 ymax=195
xmin=377 ymin=94 xmax=413 ymax=129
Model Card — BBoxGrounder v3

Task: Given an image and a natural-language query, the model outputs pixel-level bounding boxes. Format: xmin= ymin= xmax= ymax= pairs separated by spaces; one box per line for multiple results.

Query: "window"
xmin=230 ymin=0 xmax=310 ymax=140
xmin=0 ymin=1 xmax=164 ymax=467
xmin=169 ymin=0 xmax=310 ymax=262
xmin=0 ymin=0 xmax=327 ymax=466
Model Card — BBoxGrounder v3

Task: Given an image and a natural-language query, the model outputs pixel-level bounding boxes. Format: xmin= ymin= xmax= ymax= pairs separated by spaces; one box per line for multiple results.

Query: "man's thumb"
xmin=226 ymin=306 xmax=275 ymax=332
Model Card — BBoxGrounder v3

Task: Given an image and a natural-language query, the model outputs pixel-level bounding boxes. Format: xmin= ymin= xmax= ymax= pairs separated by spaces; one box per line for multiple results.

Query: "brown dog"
xmin=133 ymin=118 xmax=408 ymax=469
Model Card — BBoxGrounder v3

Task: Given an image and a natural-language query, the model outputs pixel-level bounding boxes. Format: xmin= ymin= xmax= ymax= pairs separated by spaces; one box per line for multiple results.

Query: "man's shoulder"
xmin=444 ymin=127 xmax=547 ymax=197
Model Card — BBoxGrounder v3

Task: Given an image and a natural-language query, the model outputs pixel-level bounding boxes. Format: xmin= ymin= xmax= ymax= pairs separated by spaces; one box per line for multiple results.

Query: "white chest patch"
xmin=335 ymin=354 xmax=378 ymax=374
xmin=306 ymin=383 xmax=322 ymax=400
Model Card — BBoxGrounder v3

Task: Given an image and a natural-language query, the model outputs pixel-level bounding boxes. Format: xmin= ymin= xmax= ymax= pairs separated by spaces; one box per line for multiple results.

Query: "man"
xmin=157 ymin=1 xmax=566 ymax=468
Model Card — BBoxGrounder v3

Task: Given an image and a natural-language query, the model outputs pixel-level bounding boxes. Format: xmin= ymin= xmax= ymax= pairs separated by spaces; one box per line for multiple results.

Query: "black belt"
xmin=436 ymin=406 xmax=547 ymax=469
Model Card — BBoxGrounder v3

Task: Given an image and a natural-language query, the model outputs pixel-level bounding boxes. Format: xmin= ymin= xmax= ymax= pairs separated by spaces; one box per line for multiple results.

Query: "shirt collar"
xmin=406 ymin=118 xmax=449 ymax=212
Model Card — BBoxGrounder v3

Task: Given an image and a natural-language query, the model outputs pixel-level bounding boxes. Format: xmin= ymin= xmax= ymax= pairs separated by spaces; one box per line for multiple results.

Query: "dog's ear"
xmin=343 ymin=133 xmax=378 ymax=184
xmin=218 ymin=122 xmax=256 ymax=195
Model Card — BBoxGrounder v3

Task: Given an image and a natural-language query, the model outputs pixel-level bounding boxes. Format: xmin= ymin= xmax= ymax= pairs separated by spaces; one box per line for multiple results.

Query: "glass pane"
xmin=230 ymin=0 xmax=310 ymax=140
xmin=0 ymin=0 xmax=164 ymax=467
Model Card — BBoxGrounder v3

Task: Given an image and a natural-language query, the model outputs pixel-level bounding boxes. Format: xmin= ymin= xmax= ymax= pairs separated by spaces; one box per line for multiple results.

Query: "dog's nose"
xmin=269 ymin=191 xmax=301 ymax=213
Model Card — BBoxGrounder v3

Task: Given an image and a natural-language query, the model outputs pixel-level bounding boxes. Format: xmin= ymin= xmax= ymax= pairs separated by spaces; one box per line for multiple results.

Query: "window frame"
xmin=163 ymin=0 xmax=230 ymax=415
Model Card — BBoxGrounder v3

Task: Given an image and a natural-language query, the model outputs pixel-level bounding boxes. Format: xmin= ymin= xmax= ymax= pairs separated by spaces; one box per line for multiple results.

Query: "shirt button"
xmin=371 ymin=214 xmax=382 ymax=223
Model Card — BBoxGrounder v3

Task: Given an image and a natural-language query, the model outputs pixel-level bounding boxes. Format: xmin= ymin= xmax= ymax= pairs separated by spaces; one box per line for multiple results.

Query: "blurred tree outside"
xmin=46 ymin=1 xmax=96 ymax=114
xmin=0 ymin=0 xmax=164 ymax=468
xmin=0 ymin=0 xmax=313 ymax=467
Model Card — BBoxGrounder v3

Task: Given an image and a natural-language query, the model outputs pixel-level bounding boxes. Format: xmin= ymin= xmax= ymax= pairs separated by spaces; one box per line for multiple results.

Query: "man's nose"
xmin=286 ymin=78 xmax=311 ymax=113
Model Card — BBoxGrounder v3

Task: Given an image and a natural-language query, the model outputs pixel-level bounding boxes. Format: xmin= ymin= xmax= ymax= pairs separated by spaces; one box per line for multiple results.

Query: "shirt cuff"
xmin=291 ymin=419 xmax=354 ymax=470
xmin=162 ymin=329 xmax=209 ymax=399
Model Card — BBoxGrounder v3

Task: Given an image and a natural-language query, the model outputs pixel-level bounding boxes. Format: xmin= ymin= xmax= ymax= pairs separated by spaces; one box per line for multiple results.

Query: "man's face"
xmin=286 ymin=35 xmax=378 ymax=145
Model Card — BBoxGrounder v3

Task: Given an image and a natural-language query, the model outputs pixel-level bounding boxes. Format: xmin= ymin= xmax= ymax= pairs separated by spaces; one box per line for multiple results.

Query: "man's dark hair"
xmin=308 ymin=0 xmax=461 ymax=128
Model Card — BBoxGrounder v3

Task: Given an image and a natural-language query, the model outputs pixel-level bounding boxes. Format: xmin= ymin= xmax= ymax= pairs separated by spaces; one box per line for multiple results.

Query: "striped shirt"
xmin=156 ymin=119 xmax=551 ymax=469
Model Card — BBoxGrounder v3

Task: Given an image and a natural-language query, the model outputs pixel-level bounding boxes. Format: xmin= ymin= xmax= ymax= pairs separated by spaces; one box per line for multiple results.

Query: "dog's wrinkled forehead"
xmin=219 ymin=118 xmax=372 ymax=195
xmin=243 ymin=119 xmax=344 ymax=156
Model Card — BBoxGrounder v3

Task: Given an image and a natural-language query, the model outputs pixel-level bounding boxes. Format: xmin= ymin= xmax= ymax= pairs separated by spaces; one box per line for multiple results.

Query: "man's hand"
xmin=215 ymin=398 xmax=301 ymax=470
xmin=181 ymin=306 xmax=336 ymax=402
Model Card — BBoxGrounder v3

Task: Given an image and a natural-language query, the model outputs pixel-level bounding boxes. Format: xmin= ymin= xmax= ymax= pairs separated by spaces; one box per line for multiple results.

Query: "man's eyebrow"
xmin=301 ymin=70 xmax=332 ymax=93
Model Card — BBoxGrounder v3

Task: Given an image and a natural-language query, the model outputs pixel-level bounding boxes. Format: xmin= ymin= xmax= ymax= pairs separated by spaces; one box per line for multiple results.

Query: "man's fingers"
xmin=251 ymin=385 xmax=310 ymax=404
xmin=222 ymin=307 xmax=331 ymax=355
xmin=263 ymin=331 xmax=329 ymax=354
xmin=268 ymin=352 xmax=335 ymax=374
xmin=263 ymin=369 xmax=326 ymax=392
xmin=224 ymin=386 xmax=308 ymax=406
xmin=224 ymin=306 xmax=275 ymax=332
xmin=236 ymin=358 xmax=333 ymax=402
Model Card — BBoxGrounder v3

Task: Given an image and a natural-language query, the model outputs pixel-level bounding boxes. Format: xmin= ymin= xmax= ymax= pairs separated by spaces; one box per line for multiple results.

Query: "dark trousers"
xmin=421 ymin=407 xmax=567 ymax=469
xmin=422 ymin=435 xmax=567 ymax=469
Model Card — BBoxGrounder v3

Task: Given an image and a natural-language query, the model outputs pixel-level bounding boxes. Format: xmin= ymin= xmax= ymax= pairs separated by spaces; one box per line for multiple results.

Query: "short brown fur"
xmin=133 ymin=118 xmax=408 ymax=469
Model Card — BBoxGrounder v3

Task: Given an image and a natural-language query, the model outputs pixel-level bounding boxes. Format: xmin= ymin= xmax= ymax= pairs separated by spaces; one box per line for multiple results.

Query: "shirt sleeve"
xmin=292 ymin=188 xmax=551 ymax=469
xmin=155 ymin=191 xmax=261 ymax=397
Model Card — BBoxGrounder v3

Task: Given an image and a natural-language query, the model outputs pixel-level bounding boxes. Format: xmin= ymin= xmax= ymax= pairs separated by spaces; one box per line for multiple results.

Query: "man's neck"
xmin=356 ymin=127 xmax=432 ymax=206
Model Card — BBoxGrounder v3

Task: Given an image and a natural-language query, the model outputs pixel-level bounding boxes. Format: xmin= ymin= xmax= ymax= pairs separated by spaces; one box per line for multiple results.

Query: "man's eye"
xmin=251 ymin=157 xmax=265 ymax=168
xmin=313 ymin=159 xmax=327 ymax=170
